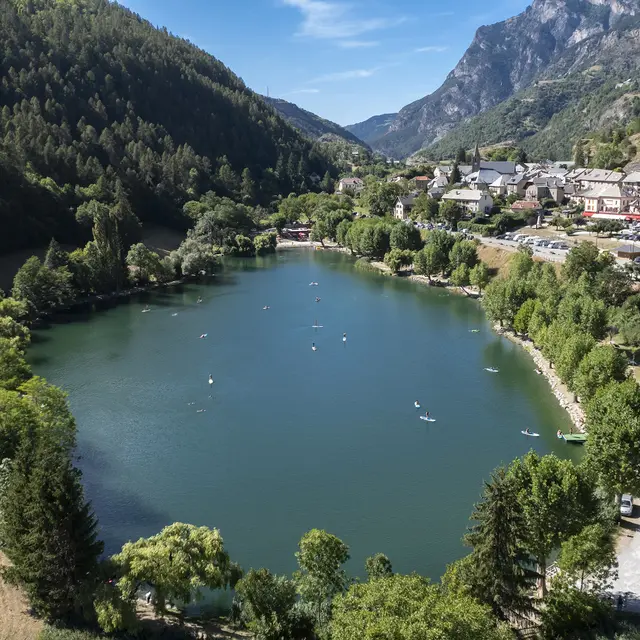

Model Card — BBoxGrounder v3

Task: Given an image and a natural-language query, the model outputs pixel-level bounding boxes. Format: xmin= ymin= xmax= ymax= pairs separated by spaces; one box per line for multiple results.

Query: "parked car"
xmin=620 ymin=494 xmax=634 ymax=517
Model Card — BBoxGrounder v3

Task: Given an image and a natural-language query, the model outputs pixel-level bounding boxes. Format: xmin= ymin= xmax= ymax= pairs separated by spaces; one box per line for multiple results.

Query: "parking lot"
xmin=475 ymin=232 xmax=569 ymax=263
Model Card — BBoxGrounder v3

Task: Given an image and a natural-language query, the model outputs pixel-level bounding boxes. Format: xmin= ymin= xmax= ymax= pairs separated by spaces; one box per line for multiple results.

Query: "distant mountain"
xmin=264 ymin=97 xmax=368 ymax=147
xmin=344 ymin=114 xmax=398 ymax=147
xmin=360 ymin=0 xmax=640 ymax=159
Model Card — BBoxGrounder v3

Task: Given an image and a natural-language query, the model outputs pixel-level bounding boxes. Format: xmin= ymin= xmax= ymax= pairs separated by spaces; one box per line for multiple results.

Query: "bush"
xmin=253 ymin=232 xmax=277 ymax=255
xmin=354 ymin=258 xmax=383 ymax=274
xmin=457 ymin=221 xmax=498 ymax=236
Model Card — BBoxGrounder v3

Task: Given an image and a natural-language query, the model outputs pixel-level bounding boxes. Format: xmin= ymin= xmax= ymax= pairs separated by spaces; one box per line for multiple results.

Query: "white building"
xmin=394 ymin=194 xmax=418 ymax=220
xmin=337 ymin=177 xmax=364 ymax=194
xmin=441 ymin=190 xmax=493 ymax=214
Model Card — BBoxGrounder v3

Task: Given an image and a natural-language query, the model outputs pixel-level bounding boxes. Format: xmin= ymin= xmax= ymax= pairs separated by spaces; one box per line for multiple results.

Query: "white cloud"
xmin=311 ymin=67 xmax=380 ymax=82
xmin=337 ymin=40 xmax=379 ymax=48
xmin=289 ymin=88 xmax=321 ymax=94
xmin=415 ymin=46 xmax=448 ymax=53
xmin=282 ymin=0 xmax=404 ymax=40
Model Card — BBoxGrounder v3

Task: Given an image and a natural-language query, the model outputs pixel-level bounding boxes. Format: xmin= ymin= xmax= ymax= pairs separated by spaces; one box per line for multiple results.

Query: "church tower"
xmin=472 ymin=142 xmax=481 ymax=172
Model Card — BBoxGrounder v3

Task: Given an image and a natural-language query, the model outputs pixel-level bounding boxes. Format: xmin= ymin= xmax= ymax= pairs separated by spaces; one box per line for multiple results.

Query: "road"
xmin=612 ymin=505 xmax=640 ymax=613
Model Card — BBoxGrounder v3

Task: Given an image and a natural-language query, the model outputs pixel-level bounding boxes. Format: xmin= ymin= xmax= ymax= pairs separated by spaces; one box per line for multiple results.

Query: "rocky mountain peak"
xmin=358 ymin=0 xmax=640 ymax=158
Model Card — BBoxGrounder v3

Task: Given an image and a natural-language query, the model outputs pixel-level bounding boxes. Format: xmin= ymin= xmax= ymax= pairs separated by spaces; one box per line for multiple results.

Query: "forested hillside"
xmin=0 ymin=0 xmax=335 ymax=254
xmin=264 ymin=96 xmax=367 ymax=147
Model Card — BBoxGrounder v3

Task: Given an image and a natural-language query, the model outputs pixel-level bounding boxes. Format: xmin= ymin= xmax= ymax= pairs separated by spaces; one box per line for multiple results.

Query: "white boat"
xmin=484 ymin=367 xmax=499 ymax=373
xmin=414 ymin=402 xmax=421 ymax=408
xmin=521 ymin=430 xmax=539 ymax=437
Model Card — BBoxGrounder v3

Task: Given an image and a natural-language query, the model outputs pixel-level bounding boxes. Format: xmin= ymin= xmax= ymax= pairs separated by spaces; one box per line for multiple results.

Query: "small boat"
xmin=414 ymin=401 xmax=421 ymax=409
xmin=521 ymin=430 xmax=540 ymax=437
xmin=420 ymin=416 xmax=436 ymax=422
xmin=196 ymin=409 xmax=206 ymax=413
xmin=312 ymin=343 xmax=317 ymax=351
xmin=142 ymin=308 xmax=151 ymax=313
xmin=309 ymin=282 xmax=319 ymax=286
xmin=469 ymin=329 xmax=480 ymax=333
xmin=171 ymin=312 xmax=178 ymax=317
xmin=315 ymin=297 xmax=321 ymax=302
xmin=484 ymin=367 xmax=499 ymax=373
xmin=263 ymin=306 xmax=270 ymax=310
xmin=534 ymin=368 xmax=542 ymax=375
xmin=208 ymin=375 xmax=214 ymax=385
xmin=343 ymin=333 xmax=347 ymax=343
xmin=199 ymin=333 xmax=208 ymax=339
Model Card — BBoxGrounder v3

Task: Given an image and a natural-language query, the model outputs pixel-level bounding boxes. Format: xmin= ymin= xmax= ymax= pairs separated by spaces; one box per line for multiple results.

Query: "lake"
xmin=28 ymin=249 xmax=579 ymax=587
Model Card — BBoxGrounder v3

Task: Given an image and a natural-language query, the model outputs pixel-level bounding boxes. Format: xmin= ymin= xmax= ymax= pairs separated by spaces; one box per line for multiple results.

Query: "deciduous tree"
xmin=331 ymin=574 xmax=512 ymax=640
xmin=110 ymin=523 xmax=241 ymax=616
xmin=572 ymin=345 xmax=628 ymax=401
xmin=294 ymin=529 xmax=349 ymax=629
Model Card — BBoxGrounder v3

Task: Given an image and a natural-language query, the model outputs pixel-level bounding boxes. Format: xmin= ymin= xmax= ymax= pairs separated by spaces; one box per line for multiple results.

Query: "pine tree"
xmin=44 ymin=238 xmax=68 ymax=269
xmin=0 ymin=433 xmax=103 ymax=621
xmin=240 ymin=168 xmax=256 ymax=203
xmin=320 ymin=171 xmax=334 ymax=193
xmin=464 ymin=467 xmax=537 ymax=622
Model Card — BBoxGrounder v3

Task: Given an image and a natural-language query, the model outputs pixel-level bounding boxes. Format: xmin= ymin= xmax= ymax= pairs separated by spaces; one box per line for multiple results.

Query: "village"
xmin=333 ymin=145 xmax=640 ymax=243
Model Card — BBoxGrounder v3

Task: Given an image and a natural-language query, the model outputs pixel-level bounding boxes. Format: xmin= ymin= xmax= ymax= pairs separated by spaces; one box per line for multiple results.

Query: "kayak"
xmin=420 ymin=416 xmax=436 ymax=422
xmin=521 ymin=431 xmax=540 ymax=437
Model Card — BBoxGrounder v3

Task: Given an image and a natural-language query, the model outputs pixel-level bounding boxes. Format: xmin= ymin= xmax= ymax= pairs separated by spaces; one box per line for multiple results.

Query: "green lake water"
xmin=28 ymin=249 xmax=580 ymax=585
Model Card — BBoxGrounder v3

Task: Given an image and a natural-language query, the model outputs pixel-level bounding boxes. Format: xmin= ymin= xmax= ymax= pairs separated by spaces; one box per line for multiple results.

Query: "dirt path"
xmin=0 ymin=552 xmax=42 ymax=640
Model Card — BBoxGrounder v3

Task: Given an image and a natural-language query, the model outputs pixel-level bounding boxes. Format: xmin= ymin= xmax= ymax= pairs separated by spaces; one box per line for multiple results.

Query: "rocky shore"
xmin=499 ymin=329 xmax=586 ymax=433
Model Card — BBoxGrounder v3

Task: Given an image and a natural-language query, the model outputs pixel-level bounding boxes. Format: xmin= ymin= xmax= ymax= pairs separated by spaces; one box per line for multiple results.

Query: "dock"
xmin=562 ymin=433 xmax=587 ymax=444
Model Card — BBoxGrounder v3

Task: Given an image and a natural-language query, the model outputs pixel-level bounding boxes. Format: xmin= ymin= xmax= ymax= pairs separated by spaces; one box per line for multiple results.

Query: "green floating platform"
xmin=562 ymin=434 xmax=587 ymax=443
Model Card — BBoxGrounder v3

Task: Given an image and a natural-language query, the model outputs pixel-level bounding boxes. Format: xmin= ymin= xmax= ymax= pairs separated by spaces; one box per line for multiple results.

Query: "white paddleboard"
xmin=521 ymin=431 xmax=539 ymax=437
xmin=420 ymin=416 xmax=436 ymax=422
xmin=414 ymin=403 xmax=421 ymax=408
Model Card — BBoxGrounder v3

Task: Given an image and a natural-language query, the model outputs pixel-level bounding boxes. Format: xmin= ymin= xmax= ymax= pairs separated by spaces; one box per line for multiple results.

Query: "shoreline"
xmin=499 ymin=328 xmax=586 ymax=433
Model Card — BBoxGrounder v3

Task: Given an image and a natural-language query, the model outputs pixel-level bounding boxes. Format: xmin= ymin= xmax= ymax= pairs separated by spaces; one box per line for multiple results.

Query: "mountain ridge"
xmin=263 ymin=97 xmax=369 ymax=148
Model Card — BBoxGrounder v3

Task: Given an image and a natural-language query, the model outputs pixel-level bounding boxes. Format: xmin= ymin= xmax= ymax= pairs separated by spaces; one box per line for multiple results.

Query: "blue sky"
xmin=117 ymin=0 xmax=532 ymax=126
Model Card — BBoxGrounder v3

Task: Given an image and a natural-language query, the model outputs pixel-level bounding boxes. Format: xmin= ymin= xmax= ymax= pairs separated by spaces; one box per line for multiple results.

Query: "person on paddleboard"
xmin=525 ymin=427 xmax=531 ymax=435
xmin=425 ymin=410 xmax=430 ymax=419
xmin=208 ymin=374 xmax=213 ymax=385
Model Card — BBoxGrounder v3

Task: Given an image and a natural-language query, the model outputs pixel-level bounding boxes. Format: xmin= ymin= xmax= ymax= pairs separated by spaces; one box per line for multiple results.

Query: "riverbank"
xmin=499 ymin=329 xmax=586 ymax=433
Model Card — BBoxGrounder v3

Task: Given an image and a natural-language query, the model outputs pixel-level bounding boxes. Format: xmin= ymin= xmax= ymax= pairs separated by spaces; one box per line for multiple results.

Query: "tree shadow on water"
xmin=76 ymin=440 xmax=174 ymax=556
